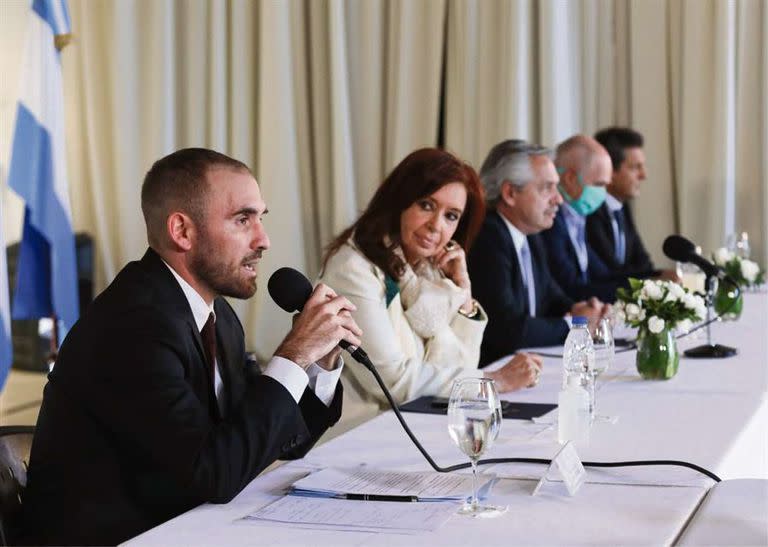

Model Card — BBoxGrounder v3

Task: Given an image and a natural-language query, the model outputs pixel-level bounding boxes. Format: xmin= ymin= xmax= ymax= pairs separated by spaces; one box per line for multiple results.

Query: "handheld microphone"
xmin=662 ymin=235 xmax=724 ymax=280
xmin=267 ymin=267 xmax=373 ymax=369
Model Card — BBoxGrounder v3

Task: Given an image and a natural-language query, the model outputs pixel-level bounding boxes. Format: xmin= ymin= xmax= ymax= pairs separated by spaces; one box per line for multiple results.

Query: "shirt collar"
xmin=162 ymin=260 xmax=216 ymax=331
xmin=497 ymin=211 xmax=528 ymax=254
xmin=605 ymin=192 xmax=624 ymax=212
xmin=561 ymin=202 xmax=586 ymax=230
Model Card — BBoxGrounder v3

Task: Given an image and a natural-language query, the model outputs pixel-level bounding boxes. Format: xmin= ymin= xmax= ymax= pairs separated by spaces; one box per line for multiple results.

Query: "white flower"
xmin=638 ymin=308 xmax=647 ymax=322
xmin=664 ymin=290 xmax=678 ymax=303
xmin=676 ymin=318 xmax=693 ymax=334
xmin=714 ymin=247 xmax=735 ymax=266
xmin=740 ymin=260 xmax=760 ymax=283
xmin=668 ymin=282 xmax=686 ymax=299
xmin=682 ymin=292 xmax=699 ymax=310
xmin=641 ymin=280 xmax=664 ymax=300
xmin=690 ymin=295 xmax=707 ymax=320
xmin=625 ymin=303 xmax=641 ymax=320
xmin=648 ymin=316 xmax=665 ymax=334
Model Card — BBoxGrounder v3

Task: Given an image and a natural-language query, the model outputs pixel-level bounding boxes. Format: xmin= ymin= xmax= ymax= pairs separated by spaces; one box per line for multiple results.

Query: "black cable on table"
xmin=352 ymin=349 xmax=721 ymax=483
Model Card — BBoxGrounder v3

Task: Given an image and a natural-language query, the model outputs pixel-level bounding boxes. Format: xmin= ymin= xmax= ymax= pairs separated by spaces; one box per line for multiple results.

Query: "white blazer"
xmin=320 ymin=240 xmax=487 ymax=432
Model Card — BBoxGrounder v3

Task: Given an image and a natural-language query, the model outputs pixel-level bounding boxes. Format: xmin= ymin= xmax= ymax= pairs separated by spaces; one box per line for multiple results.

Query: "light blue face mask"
xmin=557 ymin=169 xmax=607 ymax=216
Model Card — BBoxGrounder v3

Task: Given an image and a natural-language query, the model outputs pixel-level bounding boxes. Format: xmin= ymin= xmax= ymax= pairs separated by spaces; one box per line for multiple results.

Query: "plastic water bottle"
xmin=562 ymin=316 xmax=596 ymax=420
xmin=558 ymin=375 xmax=590 ymax=444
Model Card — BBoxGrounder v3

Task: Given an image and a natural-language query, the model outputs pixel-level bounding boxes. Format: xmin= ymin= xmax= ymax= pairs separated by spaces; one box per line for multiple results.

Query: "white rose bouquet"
xmin=712 ymin=248 xmax=765 ymax=288
xmin=615 ymin=278 xmax=706 ymax=334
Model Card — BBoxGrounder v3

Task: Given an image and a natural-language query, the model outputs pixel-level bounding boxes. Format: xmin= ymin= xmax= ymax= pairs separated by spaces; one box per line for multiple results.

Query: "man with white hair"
xmin=468 ymin=140 xmax=605 ymax=366
xmin=541 ymin=134 xmax=628 ymax=302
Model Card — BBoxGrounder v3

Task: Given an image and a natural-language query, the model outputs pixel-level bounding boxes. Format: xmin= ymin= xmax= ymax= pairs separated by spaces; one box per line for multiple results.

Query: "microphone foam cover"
xmin=662 ymin=235 xmax=696 ymax=262
xmin=268 ymin=267 xmax=313 ymax=313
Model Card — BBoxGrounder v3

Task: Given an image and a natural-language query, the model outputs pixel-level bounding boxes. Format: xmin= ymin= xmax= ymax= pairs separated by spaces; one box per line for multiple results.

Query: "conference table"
xmin=127 ymin=292 xmax=768 ymax=546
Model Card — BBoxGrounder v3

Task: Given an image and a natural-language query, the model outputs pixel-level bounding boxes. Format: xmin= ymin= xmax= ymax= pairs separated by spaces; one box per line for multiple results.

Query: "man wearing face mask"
xmin=540 ymin=135 xmax=628 ymax=303
xmin=468 ymin=140 xmax=606 ymax=365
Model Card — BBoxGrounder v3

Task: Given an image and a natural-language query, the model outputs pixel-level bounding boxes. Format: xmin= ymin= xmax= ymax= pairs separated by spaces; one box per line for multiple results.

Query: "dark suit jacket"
xmin=22 ymin=249 xmax=342 ymax=546
xmin=586 ymin=202 xmax=659 ymax=279
xmin=468 ymin=212 xmax=574 ymax=366
xmin=540 ymin=209 xmax=628 ymax=303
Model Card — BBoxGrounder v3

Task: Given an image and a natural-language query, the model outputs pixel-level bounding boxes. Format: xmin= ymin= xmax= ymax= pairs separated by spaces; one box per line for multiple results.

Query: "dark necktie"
xmin=200 ymin=312 xmax=217 ymax=383
xmin=613 ymin=209 xmax=627 ymax=265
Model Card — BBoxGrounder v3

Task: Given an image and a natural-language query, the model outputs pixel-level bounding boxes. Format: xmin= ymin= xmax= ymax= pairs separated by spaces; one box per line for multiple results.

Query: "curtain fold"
xmin=631 ymin=0 xmax=768 ymax=266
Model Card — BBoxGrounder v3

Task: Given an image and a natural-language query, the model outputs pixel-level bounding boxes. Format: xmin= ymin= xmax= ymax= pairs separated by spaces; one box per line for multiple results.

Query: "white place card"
xmin=532 ymin=441 xmax=586 ymax=497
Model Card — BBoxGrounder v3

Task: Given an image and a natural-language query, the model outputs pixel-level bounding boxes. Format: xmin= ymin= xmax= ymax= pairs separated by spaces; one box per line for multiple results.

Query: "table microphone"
xmin=266 ymin=266 xmax=721 ymax=482
xmin=662 ymin=234 xmax=738 ymax=358
xmin=267 ymin=267 xmax=373 ymax=370
xmin=662 ymin=234 xmax=728 ymax=280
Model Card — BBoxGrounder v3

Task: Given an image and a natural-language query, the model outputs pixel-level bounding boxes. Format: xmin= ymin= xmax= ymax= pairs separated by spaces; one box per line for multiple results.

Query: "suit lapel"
xmin=490 ymin=213 xmax=528 ymax=314
xmin=139 ymin=248 xmax=221 ymax=420
xmin=213 ymin=298 xmax=249 ymax=419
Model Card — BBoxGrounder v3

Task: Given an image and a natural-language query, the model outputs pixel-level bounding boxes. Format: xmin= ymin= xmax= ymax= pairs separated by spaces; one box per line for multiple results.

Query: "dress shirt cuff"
xmin=306 ymin=357 xmax=344 ymax=407
xmin=263 ymin=356 xmax=310 ymax=403
xmin=563 ymin=316 xmax=573 ymax=329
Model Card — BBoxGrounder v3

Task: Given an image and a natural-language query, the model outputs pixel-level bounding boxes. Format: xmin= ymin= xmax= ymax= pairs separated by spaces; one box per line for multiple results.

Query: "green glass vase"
xmin=713 ymin=283 xmax=743 ymax=321
xmin=636 ymin=327 xmax=679 ymax=380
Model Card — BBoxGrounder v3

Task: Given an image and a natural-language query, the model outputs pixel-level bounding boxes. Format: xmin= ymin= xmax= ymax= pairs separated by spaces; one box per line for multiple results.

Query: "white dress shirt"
xmin=561 ymin=203 xmax=589 ymax=276
xmin=498 ymin=212 xmax=536 ymax=316
xmin=163 ymin=262 xmax=342 ymax=408
xmin=499 ymin=212 xmax=570 ymax=328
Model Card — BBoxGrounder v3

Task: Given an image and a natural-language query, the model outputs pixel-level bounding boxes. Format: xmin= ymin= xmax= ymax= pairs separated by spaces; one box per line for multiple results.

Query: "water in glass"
xmin=447 ymin=378 xmax=506 ymax=517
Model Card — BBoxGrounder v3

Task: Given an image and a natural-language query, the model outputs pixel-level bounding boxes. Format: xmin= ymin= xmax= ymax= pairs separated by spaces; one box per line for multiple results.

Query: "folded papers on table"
xmin=289 ymin=467 xmax=497 ymax=501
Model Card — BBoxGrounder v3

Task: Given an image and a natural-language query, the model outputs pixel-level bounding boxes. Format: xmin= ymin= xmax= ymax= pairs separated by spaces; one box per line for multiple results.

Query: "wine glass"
xmin=726 ymin=231 xmax=750 ymax=259
xmin=447 ymin=378 xmax=506 ymax=517
xmin=590 ymin=317 xmax=615 ymax=422
xmin=736 ymin=231 xmax=750 ymax=259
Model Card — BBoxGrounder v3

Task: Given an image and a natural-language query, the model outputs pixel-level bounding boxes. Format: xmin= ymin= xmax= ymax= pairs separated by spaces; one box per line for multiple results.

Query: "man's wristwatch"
xmin=458 ymin=299 xmax=479 ymax=319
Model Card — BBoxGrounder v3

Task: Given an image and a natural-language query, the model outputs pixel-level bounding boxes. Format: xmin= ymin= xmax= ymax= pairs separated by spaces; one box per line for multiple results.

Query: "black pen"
xmin=336 ymin=493 xmax=419 ymax=502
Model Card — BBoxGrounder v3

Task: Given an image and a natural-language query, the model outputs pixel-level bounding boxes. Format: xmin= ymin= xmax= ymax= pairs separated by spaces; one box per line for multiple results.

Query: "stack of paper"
xmin=289 ymin=467 xmax=495 ymax=501
xmin=241 ymin=496 xmax=456 ymax=534
xmin=240 ymin=467 xmax=499 ymax=534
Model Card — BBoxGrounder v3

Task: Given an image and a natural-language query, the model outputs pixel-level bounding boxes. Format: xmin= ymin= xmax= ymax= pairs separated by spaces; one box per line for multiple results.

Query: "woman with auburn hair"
xmin=321 ymin=148 xmax=542 ymax=429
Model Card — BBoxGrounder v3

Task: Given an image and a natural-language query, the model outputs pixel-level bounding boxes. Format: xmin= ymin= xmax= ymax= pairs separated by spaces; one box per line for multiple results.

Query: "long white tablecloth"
xmin=126 ymin=292 xmax=768 ymax=546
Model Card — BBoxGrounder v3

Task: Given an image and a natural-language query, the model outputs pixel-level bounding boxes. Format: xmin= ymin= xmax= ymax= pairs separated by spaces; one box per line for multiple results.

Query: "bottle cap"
xmin=572 ymin=316 xmax=588 ymax=326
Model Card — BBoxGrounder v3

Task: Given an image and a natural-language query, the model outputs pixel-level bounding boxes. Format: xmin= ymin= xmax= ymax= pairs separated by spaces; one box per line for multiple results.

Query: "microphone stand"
xmin=683 ymin=275 xmax=737 ymax=358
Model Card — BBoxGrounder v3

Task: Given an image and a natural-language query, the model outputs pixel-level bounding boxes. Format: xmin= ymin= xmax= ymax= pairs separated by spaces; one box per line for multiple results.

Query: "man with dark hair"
xmin=23 ymin=148 xmax=362 ymax=545
xmin=468 ymin=140 xmax=606 ymax=365
xmin=590 ymin=127 xmax=678 ymax=281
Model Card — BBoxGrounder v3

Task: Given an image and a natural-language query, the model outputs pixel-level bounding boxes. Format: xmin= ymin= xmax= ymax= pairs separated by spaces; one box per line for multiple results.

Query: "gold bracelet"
xmin=458 ymin=299 xmax=479 ymax=319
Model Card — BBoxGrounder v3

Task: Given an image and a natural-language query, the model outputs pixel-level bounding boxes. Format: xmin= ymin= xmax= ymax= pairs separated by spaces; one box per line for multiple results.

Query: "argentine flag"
xmin=0 ymin=189 xmax=11 ymax=390
xmin=8 ymin=0 xmax=78 ymax=335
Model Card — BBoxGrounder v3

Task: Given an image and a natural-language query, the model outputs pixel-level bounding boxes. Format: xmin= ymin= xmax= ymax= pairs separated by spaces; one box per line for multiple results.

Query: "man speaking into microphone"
xmin=23 ymin=148 xmax=362 ymax=546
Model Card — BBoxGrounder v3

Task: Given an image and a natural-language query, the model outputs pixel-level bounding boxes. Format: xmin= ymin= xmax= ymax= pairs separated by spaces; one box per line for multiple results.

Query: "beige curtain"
xmin=443 ymin=0 xmax=766 ymax=268
xmin=443 ymin=0 xmax=627 ymax=169
xmin=630 ymin=0 xmax=767 ymax=268
xmin=56 ymin=0 xmax=447 ymax=357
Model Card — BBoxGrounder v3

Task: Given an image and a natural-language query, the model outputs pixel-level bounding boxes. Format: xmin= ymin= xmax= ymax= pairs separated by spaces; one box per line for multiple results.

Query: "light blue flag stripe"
xmin=9 ymin=105 xmax=79 ymax=331
xmin=32 ymin=0 xmax=71 ymax=38
xmin=8 ymin=0 xmax=78 ymax=334
xmin=0 ymin=194 xmax=11 ymax=391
